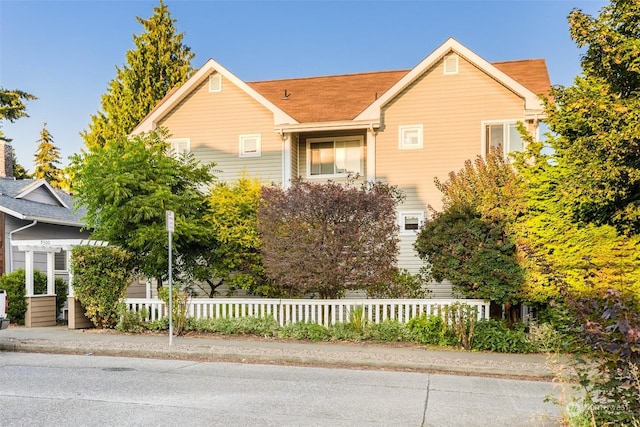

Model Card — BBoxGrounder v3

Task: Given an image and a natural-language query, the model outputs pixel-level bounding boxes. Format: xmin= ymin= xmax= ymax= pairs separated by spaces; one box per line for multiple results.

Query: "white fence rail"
xmin=124 ymin=298 xmax=490 ymax=328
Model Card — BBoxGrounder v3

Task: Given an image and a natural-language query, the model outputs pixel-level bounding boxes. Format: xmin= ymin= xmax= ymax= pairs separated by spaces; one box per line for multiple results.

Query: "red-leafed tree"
xmin=258 ymin=178 xmax=404 ymax=299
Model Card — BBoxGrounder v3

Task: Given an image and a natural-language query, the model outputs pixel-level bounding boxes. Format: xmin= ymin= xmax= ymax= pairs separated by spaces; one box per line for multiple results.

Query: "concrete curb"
xmin=0 ymin=333 xmax=561 ymax=381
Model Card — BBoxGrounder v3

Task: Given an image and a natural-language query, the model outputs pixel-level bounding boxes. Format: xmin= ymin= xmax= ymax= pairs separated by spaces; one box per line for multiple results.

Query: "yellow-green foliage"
xmin=514 ymin=141 xmax=640 ymax=302
xmin=207 ymin=177 xmax=266 ymax=293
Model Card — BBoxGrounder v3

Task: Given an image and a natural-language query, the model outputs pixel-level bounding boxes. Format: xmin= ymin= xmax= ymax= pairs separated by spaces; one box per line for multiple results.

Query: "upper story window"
xmin=484 ymin=121 xmax=525 ymax=156
xmin=399 ymin=125 xmax=423 ymax=150
xmin=168 ymin=138 xmax=190 ymax=157
xmin=209 ymin=73 xmax=221 ymax=92
xmin=307 ymin=136 xmax=363 ymax=177
xmin=399 ymin=211 xmax=424 ymax=235
xmin=239 ymin=134 xmax=261 ymax=158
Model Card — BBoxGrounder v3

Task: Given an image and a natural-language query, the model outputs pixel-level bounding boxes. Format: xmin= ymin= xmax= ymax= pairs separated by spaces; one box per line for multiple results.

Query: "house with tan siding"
xmin=132 ymin=38 xmax=551 ymax=297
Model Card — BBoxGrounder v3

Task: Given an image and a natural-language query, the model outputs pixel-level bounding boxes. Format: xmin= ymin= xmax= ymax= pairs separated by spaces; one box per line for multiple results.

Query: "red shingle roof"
xmin=248 ymin=59 xmax=551 ymax=123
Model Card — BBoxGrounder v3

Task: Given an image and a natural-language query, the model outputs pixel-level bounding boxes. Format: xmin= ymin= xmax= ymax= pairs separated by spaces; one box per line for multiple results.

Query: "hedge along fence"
xmin=123 ymin=298 xmax=490 ymax=328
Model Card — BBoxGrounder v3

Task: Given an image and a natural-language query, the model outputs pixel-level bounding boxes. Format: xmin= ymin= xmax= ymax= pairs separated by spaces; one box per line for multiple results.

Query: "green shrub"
xmin=367 ymin=269 xmax=429 ymax=298
xmin=328 ymin=322 xmax=362 ymax=341
xmin=406 ymin=313 xmax=455 ymax=346
xmin=158 ymin=287 xmax=190 ymax=336
xmin=71 ymin=246 xmax=135 ymax=328
xmin=444 ymin=303 xmax=479 ymax=350
xmin=527 ymin=323 xmax=564 ymax=353
xmin=116 ymin=306 xmax=147 ymax=333
xmin=348 ymin=305 xmax=368 ymax=333
xmin=280 ymin=322 xmax=331 ymax=341
xmin=0 ymin=270 xmax=28 ymax=324
xmin=364 ymin=320 xmax=408 ymax=342
xmin=472 ymin=320 xmax=534 ymax=353
xmin=184 ymin=316 xmax=280 ymax=337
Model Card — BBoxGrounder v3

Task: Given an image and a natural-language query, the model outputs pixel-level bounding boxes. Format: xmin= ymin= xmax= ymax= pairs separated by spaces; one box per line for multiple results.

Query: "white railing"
xmin=123 ymin=298 xmax=490 ymax=328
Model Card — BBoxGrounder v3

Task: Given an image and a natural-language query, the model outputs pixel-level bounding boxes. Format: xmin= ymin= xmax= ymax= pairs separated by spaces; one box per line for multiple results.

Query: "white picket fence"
xmin=124 ymin=298 xmax=490 ymax=328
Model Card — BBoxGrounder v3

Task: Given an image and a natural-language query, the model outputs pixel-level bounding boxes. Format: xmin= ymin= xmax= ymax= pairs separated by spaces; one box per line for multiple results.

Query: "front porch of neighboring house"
xmin=11 ymin=239 xmax=108 ymax=328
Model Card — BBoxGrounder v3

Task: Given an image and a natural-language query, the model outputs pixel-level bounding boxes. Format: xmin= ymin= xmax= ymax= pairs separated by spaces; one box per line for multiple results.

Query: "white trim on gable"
xmin=131 ymin=58 xmax=298 ymax=135
xmin=355 ymin=38 xmax=545 ymax=121
xmin=15 ymin=180 xmax=69 ymax=208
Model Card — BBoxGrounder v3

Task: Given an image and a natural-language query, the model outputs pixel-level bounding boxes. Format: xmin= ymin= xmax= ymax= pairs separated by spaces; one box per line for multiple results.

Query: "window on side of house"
xmin=168 ymin=138 xmax=190 ymax=157
xmin=54 ymin=250 xmax=67 ymax=272
xmin=209 ymin=73 xmax=221 ymax=92
xmin=307 ymin=136 xmax=363 ymax=177
xmin=399 ymin=125 xmax=423 ymax=150
xmin=484 ymin=122 xmax=525 ymax=156
xmin=399 ymin=211 xmax=424 ymax=235
xmin=239 ymin=134 xmax=261 ymax=158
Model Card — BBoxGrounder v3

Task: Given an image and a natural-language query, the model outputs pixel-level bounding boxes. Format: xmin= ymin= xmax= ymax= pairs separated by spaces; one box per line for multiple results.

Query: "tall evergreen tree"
xmin=81 ymin=0 xmax=194 ymax=149
xmin=33 ymin=123 xmax=64 ymax=189
xmin=0 ymin=88 xmax=37 ymax=143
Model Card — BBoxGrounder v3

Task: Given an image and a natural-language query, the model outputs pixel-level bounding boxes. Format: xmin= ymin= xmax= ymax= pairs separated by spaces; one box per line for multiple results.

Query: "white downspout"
xmin=8 ymin=220 xmax=37 ymax=272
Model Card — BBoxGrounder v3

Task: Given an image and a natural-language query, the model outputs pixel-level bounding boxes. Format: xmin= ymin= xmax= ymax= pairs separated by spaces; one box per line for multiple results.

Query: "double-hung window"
xmin=307 ymin=136 xmax=363 ymax=177
xmin=484 ymin=121 xmax=524 ymax=156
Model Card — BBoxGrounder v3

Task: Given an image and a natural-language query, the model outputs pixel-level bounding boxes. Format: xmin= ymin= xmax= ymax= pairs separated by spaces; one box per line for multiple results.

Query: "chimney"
xmin=0 ymin=141 xmax=14 ymax=179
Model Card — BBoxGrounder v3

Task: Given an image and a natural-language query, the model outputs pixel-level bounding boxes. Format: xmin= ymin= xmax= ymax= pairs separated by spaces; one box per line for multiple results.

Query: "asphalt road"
xmin=0 ymin=352 xmax=561 ymax=426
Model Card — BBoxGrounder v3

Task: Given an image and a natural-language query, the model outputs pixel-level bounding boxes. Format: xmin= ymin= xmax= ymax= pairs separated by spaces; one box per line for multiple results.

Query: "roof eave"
xmin=355 ymin=37 xmax=546 ymax=120
xmin=132 ymin=58 xmax=299 ymax=135
xmin=276 ymin=120 xmax=380 ymax=134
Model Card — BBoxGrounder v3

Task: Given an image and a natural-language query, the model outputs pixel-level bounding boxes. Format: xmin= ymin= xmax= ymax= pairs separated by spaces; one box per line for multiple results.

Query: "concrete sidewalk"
xmin=0 ymin=325 xmax=565 ymax=380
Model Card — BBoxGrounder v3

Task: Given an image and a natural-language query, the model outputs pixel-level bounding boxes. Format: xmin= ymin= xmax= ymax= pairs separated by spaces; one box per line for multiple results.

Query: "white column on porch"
xmin=281 ymin=132 xmax=292 ymax=189
xmin=46 ymin=251 xmax=55 ymax=295
xmin=25 ymin=250 xmax=34 ymax=296
xmin=366 ymin=128 xmax=376 ymax=181
xmin=67 ymin=249 xmax=74 ymax=297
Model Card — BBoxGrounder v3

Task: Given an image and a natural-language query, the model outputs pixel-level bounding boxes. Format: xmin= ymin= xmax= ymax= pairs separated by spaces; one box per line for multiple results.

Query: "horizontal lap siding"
xmin=377 ymin=56 xmax=526 ymax=212
xmin=160 ymin=76 xmax=282 ymax=185
xmin=375 ymin=56 xmax=527 ymax=282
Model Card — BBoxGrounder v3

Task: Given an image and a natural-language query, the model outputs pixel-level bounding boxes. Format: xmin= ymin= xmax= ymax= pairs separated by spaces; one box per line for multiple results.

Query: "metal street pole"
xmin=166 ymin=211 xmax=175 ymax=346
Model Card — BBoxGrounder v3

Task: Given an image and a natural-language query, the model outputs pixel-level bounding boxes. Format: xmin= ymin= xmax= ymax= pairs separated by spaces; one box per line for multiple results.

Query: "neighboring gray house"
xmin=0 ymin=179 xmax=90 ymax=280
xmin=0 ymin=143 xmax=90 ymax=280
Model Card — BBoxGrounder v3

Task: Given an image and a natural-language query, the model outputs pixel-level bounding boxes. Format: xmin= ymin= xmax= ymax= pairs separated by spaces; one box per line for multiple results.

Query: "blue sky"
xmin=1 ymin=0 xmax=607 ymax=170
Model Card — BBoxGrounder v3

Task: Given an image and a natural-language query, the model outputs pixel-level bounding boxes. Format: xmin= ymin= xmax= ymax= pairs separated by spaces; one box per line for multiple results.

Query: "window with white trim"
xmin=239 ymin=134 xmax=261 ymax=158
xmin=54 ymin=250 xmax=67 ymax=272
xmin=209 ymin=73 xmax=221 ymax=92
xmin=484 ymin=121 xmax=525 ymax=156
xmin=168 ymin=138 xmax=190 ymax=157
xmin=399 ymin=125 xmax=423 ymax=150
xmin=444 ymin=54 xmax=459 ymax=75
xmin=399 ymin=211 xmax=424 ymax=235
xmin=307 ymin=136 xmax=363 ymax=177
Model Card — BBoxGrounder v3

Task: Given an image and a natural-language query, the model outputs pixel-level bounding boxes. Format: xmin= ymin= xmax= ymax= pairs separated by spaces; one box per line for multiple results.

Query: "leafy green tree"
xmin=414 ymin=152 xmax=525 ymax=321
xmin=544 ymin=0 xmax=640 ymax=236
xmin=0 ymin=88 xmax=37 ymax=142
xmin=33 ymin=123 xmax=65 ymax=189
xmin=81 ymin=0 xmax=194 ymax=149
xmin=202 ymin=177 xmax=270 ymax=296
xmin=71 ymin=129 xmax=217 ymax=285
xmin=258 ymin=178 xmax=403 ymax=299
xmin=513 ymin=140 xmax=640 ymax=303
